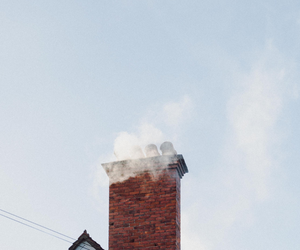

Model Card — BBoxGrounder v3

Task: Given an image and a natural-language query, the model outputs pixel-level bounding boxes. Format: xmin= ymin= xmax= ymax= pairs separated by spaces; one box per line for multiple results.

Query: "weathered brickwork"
xmin=109 ymin=165 xmax=181 ymax=250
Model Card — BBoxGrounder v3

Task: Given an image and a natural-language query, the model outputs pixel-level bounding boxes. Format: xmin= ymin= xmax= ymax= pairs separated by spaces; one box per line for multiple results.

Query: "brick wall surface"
xmin=108 ymin=165 xmax=181 ymax=250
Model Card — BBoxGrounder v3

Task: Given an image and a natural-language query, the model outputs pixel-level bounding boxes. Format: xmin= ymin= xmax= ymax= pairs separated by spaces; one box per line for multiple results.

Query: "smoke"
xmin=111 ymin=95 xmax=193 ymax=162
xmin=93 ymin=95 xmax=193 ymax=186
xmin=226 ymin=66 xmax=284 ymax=200
xmin=102 ymin=154 xmax=181 ymax=185
xmin=182 ymin=45 xmax=292 ymax=250
xmin=113 ymin=123 xmax=164 ymax=161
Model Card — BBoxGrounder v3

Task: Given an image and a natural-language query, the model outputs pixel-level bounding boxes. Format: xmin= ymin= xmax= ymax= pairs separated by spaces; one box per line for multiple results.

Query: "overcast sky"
xmin=1 ymin=1 xmax=300 ymax=250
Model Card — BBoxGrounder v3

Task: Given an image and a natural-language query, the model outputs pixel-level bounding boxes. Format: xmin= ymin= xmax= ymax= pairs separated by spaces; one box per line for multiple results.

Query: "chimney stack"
xmin=102 ymin=142 xmax=188 ymax=250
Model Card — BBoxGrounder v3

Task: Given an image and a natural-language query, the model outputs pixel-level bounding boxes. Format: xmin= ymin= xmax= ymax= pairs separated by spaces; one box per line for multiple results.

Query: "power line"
xmin=0 ymin=208 xmax=75 ymax=240
xmin=0 ymin=209 xmax=95 ymax=250
xmin=0 ymin=213 xmax=73 ymax=244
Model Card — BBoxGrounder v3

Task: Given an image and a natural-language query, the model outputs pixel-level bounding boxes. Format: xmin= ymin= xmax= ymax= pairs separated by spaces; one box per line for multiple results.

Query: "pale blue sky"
xmin=1 ymin=1 xmax=300 ymax=249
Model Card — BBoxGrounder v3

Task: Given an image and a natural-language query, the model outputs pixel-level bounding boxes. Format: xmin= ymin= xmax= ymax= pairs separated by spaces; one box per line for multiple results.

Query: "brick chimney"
xmin=102 ymin=142 xmax=188 ymax=250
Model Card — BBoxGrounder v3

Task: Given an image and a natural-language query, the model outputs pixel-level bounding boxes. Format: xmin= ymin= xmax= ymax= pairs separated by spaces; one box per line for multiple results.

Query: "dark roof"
xmin=69 ymin=230 xmax=104 ymax=250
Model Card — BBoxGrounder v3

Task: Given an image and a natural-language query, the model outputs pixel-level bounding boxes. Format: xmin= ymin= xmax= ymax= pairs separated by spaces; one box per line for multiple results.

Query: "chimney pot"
xmin=131 ymin=146 xmax=145 ymax=159
xmin=160 ymin=141 xmax=177 ymax=155
xmin=144 ymin=144 xmax=160 ymax=157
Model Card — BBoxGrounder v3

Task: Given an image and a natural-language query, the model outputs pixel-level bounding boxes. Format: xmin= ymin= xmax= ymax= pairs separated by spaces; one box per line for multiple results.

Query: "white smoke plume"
xmin=182 ymin=45 xmax=292 ymax=250
xmin=94 ymin=95 xmax=193 ymax=186
xmin=113 ymin=123 xmax=164 ymax=161
xmin=226 ymin=66 xmax=284 ymax=200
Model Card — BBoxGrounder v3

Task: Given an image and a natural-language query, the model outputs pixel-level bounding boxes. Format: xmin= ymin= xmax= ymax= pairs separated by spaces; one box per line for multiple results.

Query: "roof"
xmin=68 ymin=230 xmax=104 ymax=250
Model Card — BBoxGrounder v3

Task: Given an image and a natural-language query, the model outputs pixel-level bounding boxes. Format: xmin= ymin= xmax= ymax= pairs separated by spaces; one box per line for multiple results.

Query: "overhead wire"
xmin=0 ymin=208 xmax=75 ymax=240
xmin=0 ymin=208 xmax=95 ymax=250
xmin=0 ymin=213 xmax=73 ymax=243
